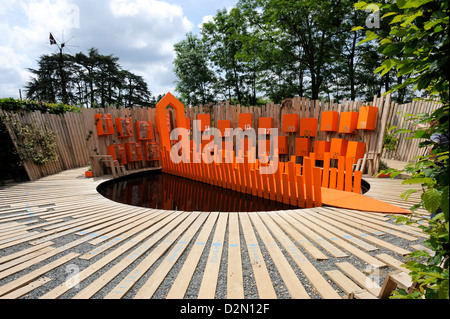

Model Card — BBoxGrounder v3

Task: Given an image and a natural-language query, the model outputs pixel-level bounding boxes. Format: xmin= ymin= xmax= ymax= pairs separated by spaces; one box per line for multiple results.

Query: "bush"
xmin=0 ymin=98 xmax=81 ymax=114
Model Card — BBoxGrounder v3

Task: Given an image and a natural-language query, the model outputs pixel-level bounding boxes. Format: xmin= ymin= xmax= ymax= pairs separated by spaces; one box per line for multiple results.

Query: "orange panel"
xmin=320 ymin=111 xmax=338 ymax=132
xmin=136 ymin=121 xmax=153 ymax=140
xmin=330 ymin=138 xmax=348 ymax=159
xmin=288 ymin=161 xmax=297 ymax=206
xmin=155 ymin=92 xmax=187 ymax=153
xmin=275 ymin=170 xmax=283 ymax=202
xmin=345 ymin=157 xmax=353 ymax=192
xmin=296 ymin=175 xmax=305 ymax=208
xmin=238 ymin=113 xmax=253 ymax=131
xmin=278 ymin=136 xmax=289 ymax=155
xmin=357 ymin=106 xmax=378 ymax=130
xmin=295 ymin=138 xmax=311 ymax=157
xmin=313 ymin=167 xmax=322 ymax=207
xmin=299 ymin=118 xmax=317 ymax=137
xmin=346 ymin=141 xmax=366 ymax=164
xmin=353 ymin=171 xmax=362 ymax=194
xmin=313 ymin=141 xmax=330 ymax=161
xmin=321 ymin=188 xmax=411 ymax=214
xmin=196 ymin=114 xmax=211 ymax=132
xmin=282 ymin=174 xmax=290 ymax=204
xmin=125 ymin=142 xmax=143 ymax=162
xmin=95 ymin=113 xmax=114 ymax=136
xmin=107 ymin=144 xmax=127 ymax=165
xmin=258 ymin=117 xmax=274 ymax=134
xmin=218 ymin=120 xmax=231 ymax=137
xmin=337 ymin=156 xmax=345 ymax=191
xmin=338 ymin=111 xmax=358 ymax=134
xmin=322 ymin=152 xmax=330 ymax=188
xmin=115 ymin=117 xmax=133 ymax=138
xmin=303 ymin=157 xmax=313 ymax=208
xmin=282 ymin=114 xmax=299 ymax=133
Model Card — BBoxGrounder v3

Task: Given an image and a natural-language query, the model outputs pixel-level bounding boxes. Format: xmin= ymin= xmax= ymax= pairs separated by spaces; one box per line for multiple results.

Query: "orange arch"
xmin=155 ymin=92 xmax=187 ymax=152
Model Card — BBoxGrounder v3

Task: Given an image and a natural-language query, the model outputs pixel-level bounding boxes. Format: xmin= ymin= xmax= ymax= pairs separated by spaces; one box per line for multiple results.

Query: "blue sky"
xmin=0 ymin=0 xmax=238 ymax=100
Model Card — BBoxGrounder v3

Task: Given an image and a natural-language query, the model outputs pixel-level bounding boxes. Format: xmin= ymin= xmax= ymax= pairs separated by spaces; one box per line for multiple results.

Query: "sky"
xmin=0 ymin=0 xmax=239 ymax=100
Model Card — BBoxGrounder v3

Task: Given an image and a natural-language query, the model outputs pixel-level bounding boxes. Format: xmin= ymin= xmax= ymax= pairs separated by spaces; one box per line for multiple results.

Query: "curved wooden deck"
xmin=0 ymin=167 xmax=429 ymax=299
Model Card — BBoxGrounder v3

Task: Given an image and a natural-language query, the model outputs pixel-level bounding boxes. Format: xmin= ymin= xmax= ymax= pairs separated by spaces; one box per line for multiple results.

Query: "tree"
xmin=26 ymin=48 xmax=153 ymax=108
xmin=173 ymin=33 xmax=217 ymax=106
xmin=355 ymin=0 xmax=449 ymax=299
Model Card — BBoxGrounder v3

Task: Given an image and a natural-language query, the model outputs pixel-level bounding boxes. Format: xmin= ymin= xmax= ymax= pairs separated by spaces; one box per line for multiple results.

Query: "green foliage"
xmin=356 ymin=0 xmax=449 ymax=299
xmin=0 ymin=98 xmax=81 ymax=114
xmin=383 ymin=124 xmax=399 ymax=151
xmin=25 ymin=48 xmax=155 ymax=108
xmin=1 ymin=115 xmax=59 ymax=166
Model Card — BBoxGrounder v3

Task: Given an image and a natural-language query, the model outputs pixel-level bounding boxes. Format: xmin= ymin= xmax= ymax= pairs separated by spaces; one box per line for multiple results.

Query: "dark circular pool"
xmin=97 ymin=169 xmax=298 ymax=212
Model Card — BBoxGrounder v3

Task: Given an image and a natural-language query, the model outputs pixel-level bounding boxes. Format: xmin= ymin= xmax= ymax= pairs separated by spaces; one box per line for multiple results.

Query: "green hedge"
xmin=0 ymin=98 xmax=81 ymax=114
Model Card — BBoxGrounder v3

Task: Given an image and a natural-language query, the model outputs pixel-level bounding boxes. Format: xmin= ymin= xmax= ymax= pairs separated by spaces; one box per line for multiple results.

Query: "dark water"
xmin=98 ymin=171 xmax=297 ymax=212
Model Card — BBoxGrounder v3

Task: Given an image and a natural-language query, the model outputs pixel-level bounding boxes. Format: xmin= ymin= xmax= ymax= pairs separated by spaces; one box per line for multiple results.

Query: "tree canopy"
xmin=173 ymin=0 xmax=418 ymax=106
xmin=25 ymin=48 xmax=155 ymax=108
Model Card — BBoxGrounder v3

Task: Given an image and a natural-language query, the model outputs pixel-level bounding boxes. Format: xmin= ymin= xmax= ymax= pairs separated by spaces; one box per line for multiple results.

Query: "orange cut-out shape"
xmin=320 ymin=111 xmax=338 ymax=132
xmin=295 ymin=138 xmax=311 ymax=157
xmin=95 ymin=113 xmax=114 ymax=136
xmin=321 ymin=188 xmax=411 ymax=214
xmin=299 ymin=118 xmax=317 ymax=137
xmin=338 ymin=112 xmax=358 ymax=134
xmin=357 ymin=106 xmax=378 ymax=130
xmin=259 ymin=117 xmax=274 ymax=135
xmin=330 ymin=138 xmax=348 ymax=159
xmin=282 ymin=114 xmax=299 ymax=133
xmin=155 ymin=92 xmax=188 ymax=153
xmin=239 ymin=113 xmax=252 ymax=131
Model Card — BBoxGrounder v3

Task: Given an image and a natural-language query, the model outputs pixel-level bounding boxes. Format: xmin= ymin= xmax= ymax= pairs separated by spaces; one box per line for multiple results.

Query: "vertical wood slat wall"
xmin=0 ymin=95 xmax=440 ymax=181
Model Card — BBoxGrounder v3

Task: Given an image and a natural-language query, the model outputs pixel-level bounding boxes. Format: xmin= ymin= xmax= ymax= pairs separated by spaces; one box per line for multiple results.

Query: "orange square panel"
xmin=346 ymin=141 xmax=366 ymax=164
xmin=95 ymin=113 xmax=114 ymax=136
xmin=330 ymin=138 xmax=349 ymax=159
xmin=196 ymin=114 xmax=211 ymax=132
xmin=278 ymin=136 xmax=289 ymax=155
xmin=357 ymin=106 xmax=378 ymax=130
xmin=125 ymin=142 xmax=143 ymax=162
xmin=299 ymin=118 xmax=317 ymax=137
xmin=107 ymin=144 xmax=127 ymax=165
xmin=295 ymin=138 xmax=311 ymax=157
xmin=338 ymin=112 xmax=359 ymax=134
xmin=115 ymin=117 xmax=133 ymax=138
xmin=239 ymin=113 xmax=253 ymax=131
xmin=135 ymin=121 xmax=153 ymax=140
xmin=320 ymin=111 xmax=338 ymax=132
xmin=313 ymin=140 xmax=331 ymax=160
xmin=259 ymin=117 xmax=274 ymax=135
xmin=144 ymin=142 xmax=160 ymax=161
xmin=218 ymin=120 xmax=231 ymax=137
xmin=282 ymin=114 xmax=298 ymax=133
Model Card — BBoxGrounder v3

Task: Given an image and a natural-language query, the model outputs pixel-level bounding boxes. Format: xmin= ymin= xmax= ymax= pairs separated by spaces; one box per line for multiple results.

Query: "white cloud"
xmin=197 ymin=15 xmax=214 ymax=29
xmin=0 ymin=0 xmax=194 ymax=99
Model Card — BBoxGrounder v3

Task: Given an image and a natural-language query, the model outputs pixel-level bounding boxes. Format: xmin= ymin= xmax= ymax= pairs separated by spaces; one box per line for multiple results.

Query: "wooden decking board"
xmin=72 ymin=212 xmax=200 ymax=299
xmin=79 ymin=211 xmax=172 ymax=260
xmin=258 ymin=212 xmax=341 ymax=299
xmin=239 ymin=213 xmax=277 ymax=299
xmin=0 ymin=167 xmax=428 ymax=299
xmin=40 ymin=211 xmax=185 ymax=299
xmin=249 ymin=213 xmax=310 ymax=299
xmin=299 ymin=210 xmax=379 ymax=252
xmin=132 ymin=212 xmax=212 ymax=299
xmin=226 ymin=213 xmax=244 ymax=299
xmin=287 ymin=211 xmax=387 ymax=268
xmin=277 ymin=211 xmax=348 ymax=258
xmin=335 ymin=262 xmax=382 ymax=297
xmin=196 ymin=213 xmax=228 ymax=299
xmin=309 ymin=208 xmax=411 ymax=256
xmin=166 ymin=212 xmax=219 ymax=299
